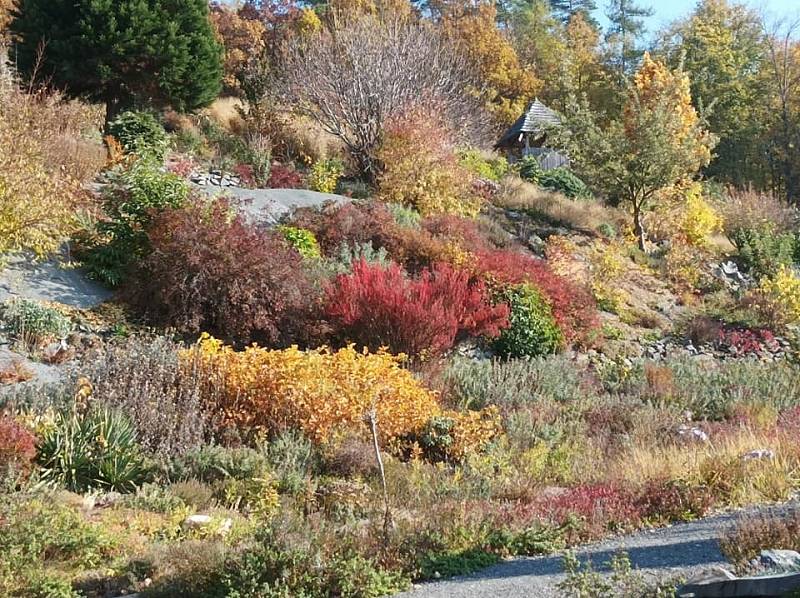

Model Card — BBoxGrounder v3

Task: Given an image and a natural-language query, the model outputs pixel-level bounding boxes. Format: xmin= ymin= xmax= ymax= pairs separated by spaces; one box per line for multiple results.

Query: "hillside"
xmin=3 ymin=0 xmax=800 ymax=596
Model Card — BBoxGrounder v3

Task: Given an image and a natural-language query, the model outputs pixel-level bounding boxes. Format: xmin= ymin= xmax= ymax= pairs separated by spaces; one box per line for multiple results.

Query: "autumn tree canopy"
xmin=559 ymin=54 xmax=717 ymax=249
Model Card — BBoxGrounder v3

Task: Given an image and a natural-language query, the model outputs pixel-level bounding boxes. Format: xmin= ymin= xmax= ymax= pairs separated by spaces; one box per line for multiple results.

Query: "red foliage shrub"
xmin=476 ymin=249 xmax=600 ymax=346
xmin=233 ymin=163 xmax=256 ymax=187
xmin=421 ymin=214 xmax=492 ymax=254
xmin=524 ymin=482 xmax=642 ymax=542
xmin=717 ymin=328 xmax=777 ymax=356
xmin=291 ymin=201 xmax=397 ymax=255
xmin=289 ymin=202 xmax=502 ymax=273
xmin=0 ymin=416 xmax=37 ymax=477
xmin=167 ymin=157 xmax=195 ymax=178
xmin=267 ymin=163 xmax=304 ymax=189
xmin=325 ymin=260 xmax=509 ymax=358
xmin=127 ymin=196 xmax=323 ymax=346
xmin=636 ymin=478 xmax=715 ymax=524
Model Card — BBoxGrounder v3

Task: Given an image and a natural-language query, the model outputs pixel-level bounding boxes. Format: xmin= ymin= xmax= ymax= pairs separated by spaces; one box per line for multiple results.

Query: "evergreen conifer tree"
xmin=10 ymin=0 xmax=223 ymax=124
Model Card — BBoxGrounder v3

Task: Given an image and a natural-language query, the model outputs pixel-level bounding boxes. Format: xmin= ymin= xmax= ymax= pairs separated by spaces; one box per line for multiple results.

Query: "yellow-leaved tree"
xmin=559 ymin=53 xmax=717 ymax=250
xmin=444 ymin=3 xmax=541 ymax=125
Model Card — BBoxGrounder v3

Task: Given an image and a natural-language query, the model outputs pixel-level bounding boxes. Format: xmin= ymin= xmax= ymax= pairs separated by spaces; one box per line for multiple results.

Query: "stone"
xmin=183 ymin=514 xmax=233 ymax=535
xmin=95 ymin=491 xmax=123 ymax=507
xmin=683 ymin=566 xmax=737 ymax=586
xmin=677 ymin=425 xmax=709 ymax=443
xmin=742 ymin=449 xmax=775 ymax=461
xmin=527 ymin=234 xmax=546 ymax=254
xmin=759 ymin=549 xmax=800 ymax=572
xmin=678 ymin=571 xmax=800 ymax=597
xmin=183 ymin=514 xmax=213 ymax=528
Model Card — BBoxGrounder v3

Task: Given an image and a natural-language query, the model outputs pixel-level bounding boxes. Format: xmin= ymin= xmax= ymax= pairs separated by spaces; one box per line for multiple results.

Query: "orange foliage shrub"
xmin=376 ymin=107 xmax=481 ymax=217
xmin=186 ymin=335 xmax=440 ymax=444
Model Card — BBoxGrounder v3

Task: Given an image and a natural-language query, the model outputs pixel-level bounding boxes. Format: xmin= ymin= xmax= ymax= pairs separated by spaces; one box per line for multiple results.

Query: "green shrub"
xmin=730 ymin=228 xmax=796 ymax=279
xmin=330 ymin=241 xmax=391 ymax=274
xmin=1 ymin=298 xmax=71 ymax=345
xmin=538 ymin=168 xmax=590 ymax=199
xmin=121 ymin=483 xmax=186 ymax=513
xmin=167 ymin=446 xmax=280 ymax=516
xmin=386 ymin=202 xmax=422 ymax=228
xmin=263 ymin=430 xmax=318 ymax=495
xmin=418 ymin=548 xmax=499 ymax=580
xmin=458 ymin=149 xmax=509 ymax=182
xmin=308 ymin=158 xmax=344 ymax=194
xmin=558 ymin=551 xmax=682 ymax=597
xmin=597 ymin=222 xmax=617 ymax=238
xmin=278 ymin=225 xmax=321 ymax=259
xmin=108 ymin=111 xmax=168 ymax=161
xmin=218 ymin=538 xmax=409 ymax=598
xmin=168 ymin=445 xmax=271 ymax=484
xmin=0 ymin=494 xmax=115 ymax=597
xmin=37 ymin=406 xmax=150 ymax=492
xmin=83 ymin=159 xmax=189 ymax=286
xmin=417 ymin=415 xmax=457 ymax=463
xmin=493 ymin=283 xmax=563 ymax=358
xmin=518 ymin=156 xmax=543 ymax=184
xmin=661 ymin=357 xmax=800 ymax=419
xmin=444 ymin=356 xmax=586 ymax=410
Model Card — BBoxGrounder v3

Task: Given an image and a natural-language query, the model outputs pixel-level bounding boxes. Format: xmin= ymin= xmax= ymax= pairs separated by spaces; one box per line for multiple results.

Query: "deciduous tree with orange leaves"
xmin=443 ymin=2 xmax=541 ymax=125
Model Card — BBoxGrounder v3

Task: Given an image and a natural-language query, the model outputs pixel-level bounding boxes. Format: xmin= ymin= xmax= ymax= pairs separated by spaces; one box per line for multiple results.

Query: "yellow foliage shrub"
xmin=682 ymin=185 xmax=721 ymax=246
xmin=377 ymin=107 xmax=482 ymax=218
xmin=663 ymin=240 xmax=706 ymax=291
xmin=0 ymin=119 xmax=80 ymax=257
xmin=0 ymin=85 xmax=102 ymax=258
xmin=753 ymin=266 xmax=800 ymax=326
xmin=441 ymin=241 xmax=475 ymax=269
xmin=308 ymin=158 xmax=344 ymax=194
xmin=446 ymin=406 xmax=502 ymax=461
xmin=185 ymin=335 xmax=440 ymax=444
xmin=588 ymin=240 xmax=628 ymax=313
xmin=648 ymin=182 xmax=720 ymax=247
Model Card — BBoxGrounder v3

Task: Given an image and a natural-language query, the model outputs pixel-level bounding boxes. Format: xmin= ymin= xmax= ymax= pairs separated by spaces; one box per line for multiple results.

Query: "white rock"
xmin=742 ymin=449 xmax=775 ymax=461
xmin=183 ymin=514 xmax=213 ymax=528
xmin=677 ymin=425 xmax=709 ymax=443
xmin=684 ymin=565 xmax=737 ymax=585
xmin=182 ymin=514 xmax=233 ymax=535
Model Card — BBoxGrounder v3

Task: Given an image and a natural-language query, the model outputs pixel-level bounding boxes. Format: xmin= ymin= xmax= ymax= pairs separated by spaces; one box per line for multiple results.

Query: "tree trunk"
xmin=104 ymin=96 xmax=124 ymax=133
xmin=633 ymin=203 xmax=647 ymax=252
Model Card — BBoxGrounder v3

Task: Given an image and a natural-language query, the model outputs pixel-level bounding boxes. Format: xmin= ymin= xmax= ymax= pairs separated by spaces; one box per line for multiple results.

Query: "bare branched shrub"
xmin=280 ymin=15 xmax=490 ymax=177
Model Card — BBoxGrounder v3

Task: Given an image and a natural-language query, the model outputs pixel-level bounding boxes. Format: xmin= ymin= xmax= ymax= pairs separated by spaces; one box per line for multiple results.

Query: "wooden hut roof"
xmin=496 ymin=99 xmax=562 ymax=146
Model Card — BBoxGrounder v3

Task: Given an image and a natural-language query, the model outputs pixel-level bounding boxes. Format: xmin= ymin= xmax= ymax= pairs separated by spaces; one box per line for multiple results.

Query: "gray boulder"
xmin=759 ymin=549 xmax=800 ymax=573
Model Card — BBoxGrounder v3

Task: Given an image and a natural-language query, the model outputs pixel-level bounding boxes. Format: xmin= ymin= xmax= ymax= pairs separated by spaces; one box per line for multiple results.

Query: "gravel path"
xmin=399 ymin=505 xmax=792 ymax=598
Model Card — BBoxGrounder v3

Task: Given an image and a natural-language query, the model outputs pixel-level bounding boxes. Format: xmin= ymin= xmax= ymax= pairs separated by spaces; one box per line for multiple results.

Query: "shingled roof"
xmin=496 ymin=99 xmax=562 ymax=147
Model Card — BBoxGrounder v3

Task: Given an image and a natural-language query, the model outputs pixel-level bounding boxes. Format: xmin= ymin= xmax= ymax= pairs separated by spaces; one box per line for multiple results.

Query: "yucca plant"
xmin=37 ymin=405 xmax=149 ymax=493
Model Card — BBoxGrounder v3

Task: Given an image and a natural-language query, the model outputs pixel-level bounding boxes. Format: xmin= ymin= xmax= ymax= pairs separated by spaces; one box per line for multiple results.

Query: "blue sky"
xmin=594 ymin=0 xmax=799 ymax=32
